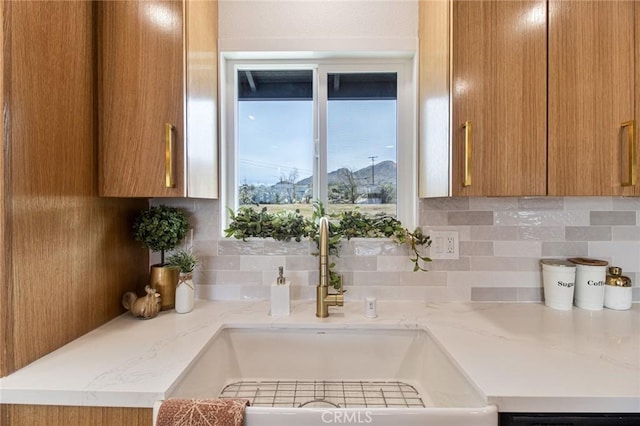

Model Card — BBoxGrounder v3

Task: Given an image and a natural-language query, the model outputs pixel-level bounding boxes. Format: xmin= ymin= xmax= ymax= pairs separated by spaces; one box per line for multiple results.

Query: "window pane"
xmin=237 ymin=70 xmax=314 ymax=214
xmin=327 ymin=72 xmax=397 ymax=217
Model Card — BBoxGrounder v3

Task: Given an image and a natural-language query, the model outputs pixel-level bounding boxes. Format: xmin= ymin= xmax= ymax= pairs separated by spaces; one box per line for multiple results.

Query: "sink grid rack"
xmin=219 ymin=380 xmax=426 ymax=408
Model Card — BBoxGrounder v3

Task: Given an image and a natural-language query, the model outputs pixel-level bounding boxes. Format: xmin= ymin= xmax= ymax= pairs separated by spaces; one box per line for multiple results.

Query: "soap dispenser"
xmin=270 ymin=266 xmax=290 ymax=316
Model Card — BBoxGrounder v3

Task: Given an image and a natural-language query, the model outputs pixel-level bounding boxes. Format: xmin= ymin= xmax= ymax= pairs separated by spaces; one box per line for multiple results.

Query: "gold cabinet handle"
xmin=165 ymin=123 xmax=175 ymax=188
xmin=621 ymin=120 xmax=637 ymax=187
xmin=462 ymin=121 xmax=472 ymax=187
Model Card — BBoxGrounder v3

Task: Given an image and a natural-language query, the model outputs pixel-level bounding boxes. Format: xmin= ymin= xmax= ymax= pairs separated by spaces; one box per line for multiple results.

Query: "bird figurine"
xmin=122 ymin=285 xmax=161 ymax=319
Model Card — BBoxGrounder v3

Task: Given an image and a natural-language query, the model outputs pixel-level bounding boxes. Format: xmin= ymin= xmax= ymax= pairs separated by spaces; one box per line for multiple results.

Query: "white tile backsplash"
xmin=588 ymin=242 xmax=640 ymax=273
xmin=155 ymin=196 xmax=640 ymax=303
xmin=493 ymin=241 xmax=542 ymax=258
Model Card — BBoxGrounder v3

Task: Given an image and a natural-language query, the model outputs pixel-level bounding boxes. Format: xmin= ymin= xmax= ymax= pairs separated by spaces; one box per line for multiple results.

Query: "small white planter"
xmin=175 ymin=272 xmax=195 ymax=314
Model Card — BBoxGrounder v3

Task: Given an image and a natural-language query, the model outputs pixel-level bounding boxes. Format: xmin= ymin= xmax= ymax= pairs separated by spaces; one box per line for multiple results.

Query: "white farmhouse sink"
xmin=162 ymin=326 xmax=497 ymax=426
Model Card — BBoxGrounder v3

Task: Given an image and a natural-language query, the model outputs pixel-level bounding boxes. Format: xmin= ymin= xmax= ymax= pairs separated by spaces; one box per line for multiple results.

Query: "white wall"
xmin=218 ymin=0 xmax=419 ymax=52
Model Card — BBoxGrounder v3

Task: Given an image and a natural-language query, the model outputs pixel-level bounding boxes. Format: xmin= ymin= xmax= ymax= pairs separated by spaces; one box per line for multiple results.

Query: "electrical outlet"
xmin=429 ymin=230 xmax=459 ymax=260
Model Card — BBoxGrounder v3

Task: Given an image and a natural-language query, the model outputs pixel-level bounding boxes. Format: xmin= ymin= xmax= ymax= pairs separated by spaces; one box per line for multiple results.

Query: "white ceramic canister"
xmin=541 ymin=259 xmax=576 ymax=310
xmin=568 ymin=258 xmax=608 ymax=311
xmin=604 ymin=266 xmax=633 ymax=310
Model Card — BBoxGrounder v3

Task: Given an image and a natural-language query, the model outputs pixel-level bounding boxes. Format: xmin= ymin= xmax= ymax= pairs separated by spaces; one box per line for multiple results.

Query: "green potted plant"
xmin=225 ymin=201 xmax=432 ymax=289
xmin=133 ymin=205 xmax=190 ymax=311
xmin=167 ymin=248 xmax=199 ymax=314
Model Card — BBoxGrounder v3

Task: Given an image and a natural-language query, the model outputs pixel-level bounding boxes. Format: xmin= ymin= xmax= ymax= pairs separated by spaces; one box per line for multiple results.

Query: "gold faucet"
xmin=316 ymin=216 xmax=344 ymax=318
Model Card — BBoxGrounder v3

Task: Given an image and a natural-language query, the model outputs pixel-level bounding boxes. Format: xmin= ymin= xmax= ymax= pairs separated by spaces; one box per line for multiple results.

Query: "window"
xmin=221 ymin=58 xmax=416 ymax=229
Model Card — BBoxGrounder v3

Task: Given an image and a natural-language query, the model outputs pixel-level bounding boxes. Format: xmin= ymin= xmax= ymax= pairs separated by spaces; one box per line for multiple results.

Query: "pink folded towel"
xmin=157 ymin=398 xmax=250 ymax=426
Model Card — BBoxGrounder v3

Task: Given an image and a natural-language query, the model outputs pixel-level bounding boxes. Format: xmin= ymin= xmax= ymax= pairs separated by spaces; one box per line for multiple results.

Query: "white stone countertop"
xmin=0 ymin=300 xmax=638 ymax=413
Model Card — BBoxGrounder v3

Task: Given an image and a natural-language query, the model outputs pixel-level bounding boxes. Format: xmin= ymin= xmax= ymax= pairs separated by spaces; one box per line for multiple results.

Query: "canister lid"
xmin=567 ymin=257 xmax=608 ymax=267
xmin=606 ymin=266 xmax=632 ymax=287
xmin=608 ymin=266 xmax=622 ymax=276
xmin=540 ymin=259 xmax=575 ymax=267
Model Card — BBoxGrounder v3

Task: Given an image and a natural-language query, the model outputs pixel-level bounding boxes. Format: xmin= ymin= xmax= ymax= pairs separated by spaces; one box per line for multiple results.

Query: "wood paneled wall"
xmin=0 ymin=0 xmax=148 ymax=379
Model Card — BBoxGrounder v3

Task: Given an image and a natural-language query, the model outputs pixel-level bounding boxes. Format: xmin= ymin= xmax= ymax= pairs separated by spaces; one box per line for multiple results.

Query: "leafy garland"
xmin=225 ymin=201 xmax=432 ymax=288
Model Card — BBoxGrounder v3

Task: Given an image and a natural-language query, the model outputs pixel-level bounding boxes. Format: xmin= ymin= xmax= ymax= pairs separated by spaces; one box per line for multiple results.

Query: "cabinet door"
xmin=451 ymin=1 xmax=547 ymax=196
xmin=548 ymin=1 xmax=636 ymax=196
xmin=98 ymin=1 xmax=185 ymax=197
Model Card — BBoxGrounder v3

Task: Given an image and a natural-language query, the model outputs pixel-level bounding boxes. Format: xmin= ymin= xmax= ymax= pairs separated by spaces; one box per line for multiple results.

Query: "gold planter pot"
xmin=149 ymin=264 xmax=179 ymax=311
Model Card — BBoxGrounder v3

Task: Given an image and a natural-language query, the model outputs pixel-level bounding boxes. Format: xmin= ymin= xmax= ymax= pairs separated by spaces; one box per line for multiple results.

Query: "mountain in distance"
xmin=296 ymin=160 xmax=396 ymax=186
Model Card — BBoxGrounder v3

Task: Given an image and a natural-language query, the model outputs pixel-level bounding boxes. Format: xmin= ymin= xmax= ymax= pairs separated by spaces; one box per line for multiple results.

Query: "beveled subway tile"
xmin=285 ymin=255 xmax=317 ymax=271
xmin=494 ymin=210 xmax=589 ymax=226
xmin=353 ymin=239 xmax=410 ymax=256
xmin=589 ymin=241 xmax=640 ymax=273
xmin=241 ymin=255 xmax=286 ymax=271
xmin=193 ymin=269 xmax=216 ymax=285
xmin=419 ymin=210 xmax=448 ymax=226
xmin=424 ymin=286 xmax=471 ymax=302
xmin=196 ymin=284 xmax=240 ymax=301
xmin=468 ymin=197 xmax=518 ymax=211
xmin=612 ymin=196 xmax=640 ymax=210
xmin=565 ymin=226 xmax=611 ymax=241
xmin=192 ymin=239 xmax=218 ymax=254
xmin=493 ymin=241 xmax=542 ymax=258
xmin=162 ymin=195 xmax=640 ymax=303
xmin=377 ymin=256 xmax=415 ymax=272
xmin=447 ymin=271 xmax=541 ymax=288
xmin=193 ymin=197 xmax=218 ymax=212
xmin=290 ymin=285 xmax=315 ymax=300
xmin=541 ymin=241 xmax=588 ymax=257
xmin=346 ymin=285 xmax=429 ymax=302
xmin=192 ymin=199 xmax=220 ymax=240
xmin=565 ymin=196 xmax=613 ymax=211
xmin=240 ymin=285 xmax=270 ymax=300
xmin=612 ymin=226 xmax=640 ymax=241
xmin=216 ymin=270 xmax=263 ymax=285
xmin=470 ymin=256 xmax=540 ymax=271
xmin=202 ymin=255 xmax=240 ymax=270
xmin=470 ymin=226 xmax=519 ymax=241
xmin=421 ymin=197 xmax=470 ymax=211
xmin=517 ymin=197 xmax=564 ymax=210
xmin=471 ymin=287 xmax=518 ymax=302
xmin=424 ymin=257 xmax=470 ymax=272
xmin=517 ymin=226 xmax=565 ymax=241
xmin=517 ymin=287 xmax=543 ymax=302
xmin=352 ymin=271 xmax=446 ymax=286
xmin=590 ymin=211 xmax=636 ymax=226
xmin=334 ymin=255 xmax=377 ymax=271
xmin=218 ymin=239 xmax=265 ymax=255
xmin=338 ymin=240 xmax=355 ymax=256
xmin=264 ymin=240 xmax=311 ymax=255
xmin=459 ymin=241 xmax=493 ymax=256
xmin=448 ymin=211 xmax=494 ymax=225
xmin=307 ymin=270 xmax=319 ymax=285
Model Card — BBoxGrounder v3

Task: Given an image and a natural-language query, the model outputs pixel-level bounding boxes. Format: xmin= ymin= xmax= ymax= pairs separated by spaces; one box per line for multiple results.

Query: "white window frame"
xmin=220 ymin=56 xmax=417 ymax=231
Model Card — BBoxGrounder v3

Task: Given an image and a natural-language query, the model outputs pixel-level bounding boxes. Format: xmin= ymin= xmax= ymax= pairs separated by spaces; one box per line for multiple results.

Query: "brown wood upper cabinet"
xmin=421 ymin=1 xmax=639 ymax=198
xmin=452 ymin=1 xmax=547 ymax=196
xmin=98 ymin=1 xmax=218 ymax=198
xmin=548 ymin=1 xmax=639 ymax=196
xmin=419 ymin=0 xmax=547 ymax=197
